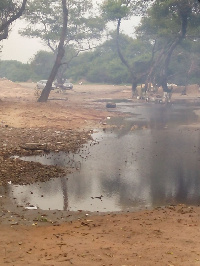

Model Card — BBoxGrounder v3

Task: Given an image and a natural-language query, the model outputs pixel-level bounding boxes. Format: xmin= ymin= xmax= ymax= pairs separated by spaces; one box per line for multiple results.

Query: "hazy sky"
xmin=1 ymin=21 xmax=48 ymax=63
xmin=0 ymin=16 xmax=141 ymax=64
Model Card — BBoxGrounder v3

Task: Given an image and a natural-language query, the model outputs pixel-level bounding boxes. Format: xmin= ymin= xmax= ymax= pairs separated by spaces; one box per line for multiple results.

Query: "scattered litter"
xmin=107 ymin=116 xmax=111 ymax=120
xmin=91 ymin=195 xmax=103 ymax=200
xmin=25 ymin=205 xmax=37 ymax=210
xmin=7 ymin=181 xmax=12 ymax=185
xmin=32 ymin=223 xmax=37 ymax=226
xmin=10 ymin=222 xmax=18 ymax=225
xmin=10 ymin=155 xmax=20 ymax=159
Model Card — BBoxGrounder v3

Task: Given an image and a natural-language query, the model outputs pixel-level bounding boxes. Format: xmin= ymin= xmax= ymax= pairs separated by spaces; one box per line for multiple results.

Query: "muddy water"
xmin=10 ymin=103 xmax=200 ymax=212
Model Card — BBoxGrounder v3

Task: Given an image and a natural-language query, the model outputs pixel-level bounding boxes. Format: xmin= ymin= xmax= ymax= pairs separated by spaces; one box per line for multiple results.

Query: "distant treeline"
xmin=0 ymin=36 xmax=199 ymax=85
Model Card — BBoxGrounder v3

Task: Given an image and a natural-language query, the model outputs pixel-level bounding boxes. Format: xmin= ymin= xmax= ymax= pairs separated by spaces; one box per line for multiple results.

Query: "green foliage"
xmin=0 ymin=34 xmax=199 ymax=85
xmin=136 ymin=0 xmax=200 ymax=87
xmin=66 ymin=35 xmax=152 ymax=84
xmin=1 ymin=0 xmax=199 ymax=87
xmin=21 ymin=0 xmax=105 ymax=53
xmin=0 ymin=0 xmax=27 ymax=41
xmin=30 ymin=50 xmax=55 ymax=80
xmin=138 ymin=0 xmax=200 ymax=40
xmin=101 ymin=0 xmax=152 ymax=21
xmin=168 ymin=39 xmax=200 ymax=85
xmin=102 ymin=0 xmax=131 ymax=21
xmin=0 ymin=1 xmax=27 ymax=27
xmin=0 ymin=0 xmax=10 ymax=10
xmin=0 ymin=60 xmax=32 ymax=81
xmin=0 ymin=0 xmax=15 ymax=13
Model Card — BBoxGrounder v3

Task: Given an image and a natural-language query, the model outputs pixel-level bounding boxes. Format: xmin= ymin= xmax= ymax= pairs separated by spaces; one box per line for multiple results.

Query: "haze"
xmin=0 ymin=17 xmax=141 ymax=63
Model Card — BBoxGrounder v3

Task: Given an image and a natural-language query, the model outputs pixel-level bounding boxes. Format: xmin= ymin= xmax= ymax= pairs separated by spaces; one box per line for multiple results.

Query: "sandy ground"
xmin=1 ymin=80 xmax=200 ymax=265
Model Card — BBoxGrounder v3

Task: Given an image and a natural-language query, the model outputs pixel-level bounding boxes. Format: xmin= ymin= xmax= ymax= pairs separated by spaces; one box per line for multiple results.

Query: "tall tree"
xmin=137 ymin=0 xmax=200 ymax=91
xmin=101 ymin=0 xmax=153 ymax=96
xmin=21 ymin=0 xmax=104 ymax=89
xmin=37 ymin=0 xmax=68 ymax=102
xmin=0 ymin=0 xmax=27 ymax=41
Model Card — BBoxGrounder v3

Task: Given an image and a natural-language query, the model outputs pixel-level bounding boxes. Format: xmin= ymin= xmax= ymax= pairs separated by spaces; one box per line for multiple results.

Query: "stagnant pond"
xmin=7 ymin=102 xmax=200 ymax=212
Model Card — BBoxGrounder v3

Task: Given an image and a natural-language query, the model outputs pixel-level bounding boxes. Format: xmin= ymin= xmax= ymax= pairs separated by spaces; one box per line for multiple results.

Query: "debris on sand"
xmin=0 ymin=127 xmax=92 ymax=185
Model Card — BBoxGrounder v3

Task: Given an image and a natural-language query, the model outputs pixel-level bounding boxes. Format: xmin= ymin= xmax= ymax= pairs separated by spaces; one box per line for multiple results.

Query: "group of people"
xmin=136 ymin=82 xmax=175 ymax=103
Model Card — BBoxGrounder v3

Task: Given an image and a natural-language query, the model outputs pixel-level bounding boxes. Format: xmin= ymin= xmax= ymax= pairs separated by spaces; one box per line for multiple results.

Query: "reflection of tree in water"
xmin=100 ymin=175 xmax=147 ymax=208
xmin=66 ymin=106 xmax=200 ymax=209
xmin=67 ymin=170 xmax=92 ymax=200
xmin=100 ymin=158 xmax=150 ymax=208
xmin=24 ymin=153 xmax=83 ymax=210
xmin=147 ymin=127 xmax=200 ymax=206
xmin=109 ymin=104 xmax=197 ymax=139
xmin=169 ymin=166 xmax=200 ymax=205
xmin=100 ymin=116 xmax=200 ymax=209
xmin=15 ymin=105 xmax=200 ymax=211
xmin=60 ymin=177 xmax=68 ymax=211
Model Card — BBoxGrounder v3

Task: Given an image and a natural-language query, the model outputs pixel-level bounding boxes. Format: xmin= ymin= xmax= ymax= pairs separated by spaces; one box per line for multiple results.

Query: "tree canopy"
xmin=137 ymin=0 xmax=200 ymax=90
xmin=101 ymin=0 xmax=155 ymax=94
xmin=101 ymin=0 xmax=200 ymax=93
xmin=0 ymin=34 xmax=199 ymax=86
xmin=19 ymin=0 xmax=105 ymax=101
xmin=0 ymin=0 xmax=199 ymax=94
xmin=0 ymin=0 xmax=27 ymax=41
xmin=21 ymin=0 xmax=104 ymax=53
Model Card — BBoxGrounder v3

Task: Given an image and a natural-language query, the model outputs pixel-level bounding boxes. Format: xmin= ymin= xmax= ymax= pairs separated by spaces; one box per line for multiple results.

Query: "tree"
xmin=0 ymin=60 xmax=32 ymax=81
xmin=137 ymin=0 xmax=200 ymax=92
xmin=0 ymin=0 xmax=27 ymax=41
xmin=166 ymin=40 xmax=200 ymax=85
xmin=21 ymin=0 xmax=104 ymax=99
xmin=22 ymin=0 xmax=103 ymax=53
xmin=30 ymin=50 xmax=55 ymax=80
xmin=37 ymin=0 xmax=68 ymax=102
xmin=101 ymin=0 xmax=153 ymax=96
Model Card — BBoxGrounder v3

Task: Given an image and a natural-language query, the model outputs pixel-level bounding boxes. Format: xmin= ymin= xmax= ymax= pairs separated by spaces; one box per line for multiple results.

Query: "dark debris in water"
xmin=0 ymin=127 xmax=93 ymax=186
xmin=0 ymin=157 xmax=67 ymax=186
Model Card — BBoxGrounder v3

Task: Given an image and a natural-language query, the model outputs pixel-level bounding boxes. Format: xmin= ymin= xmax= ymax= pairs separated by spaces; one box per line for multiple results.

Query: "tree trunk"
xmin=146 ymin=46 xmax=166 ymax=89
xmin=116 ymin=19 xmax=141 ymax=97
xmin=131 ymin=79 xmax=138 ymax=97
xmin=38 ymin=0 xmax=68 ymax=102
xmin=160 ymin=11 xmax=189 ymax=92
xmin=57 ymin=64 xmax=68 ymax=84
xmin=0 ymin=0 xmax=28 ymax=41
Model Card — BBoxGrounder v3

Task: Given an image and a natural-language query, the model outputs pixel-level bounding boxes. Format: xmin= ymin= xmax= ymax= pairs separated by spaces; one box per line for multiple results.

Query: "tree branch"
xmin=0 ymin=0 xmax=28 ymax=41
xmin=116 ymin=18 xmax=132 ymax=72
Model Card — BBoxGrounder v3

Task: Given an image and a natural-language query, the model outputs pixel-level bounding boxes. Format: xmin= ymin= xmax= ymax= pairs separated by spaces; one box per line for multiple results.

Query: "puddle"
xmin=7 ymin=103 xmax=200 ymax=212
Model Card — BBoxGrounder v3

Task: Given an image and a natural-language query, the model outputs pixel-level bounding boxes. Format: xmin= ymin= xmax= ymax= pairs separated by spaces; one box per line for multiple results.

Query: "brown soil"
xmin=1 ymin=80 xmax=200 ymax=265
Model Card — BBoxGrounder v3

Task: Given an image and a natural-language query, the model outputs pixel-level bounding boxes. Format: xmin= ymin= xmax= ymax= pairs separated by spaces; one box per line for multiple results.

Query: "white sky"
xmin=0 ymin=15 xmax=141 ymax=63
xmin=1 ymin=21 xmax=48 ymax=63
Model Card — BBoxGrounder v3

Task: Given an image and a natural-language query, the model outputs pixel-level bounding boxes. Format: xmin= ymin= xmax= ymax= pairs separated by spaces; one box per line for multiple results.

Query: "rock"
xmin=106 ymin=102 xmax=116 ymax=108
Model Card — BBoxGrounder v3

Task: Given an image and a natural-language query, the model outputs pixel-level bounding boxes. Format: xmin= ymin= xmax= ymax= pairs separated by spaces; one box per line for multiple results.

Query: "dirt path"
xmin=1 ymin=205 xmax=200 ymax=265
xmin=1 ymin=80 xmax=200 ymax=265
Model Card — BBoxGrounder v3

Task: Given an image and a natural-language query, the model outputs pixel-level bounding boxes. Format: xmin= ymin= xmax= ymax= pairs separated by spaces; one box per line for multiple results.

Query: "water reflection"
xmin=9 ymin=103 xmax=200 ymax=211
